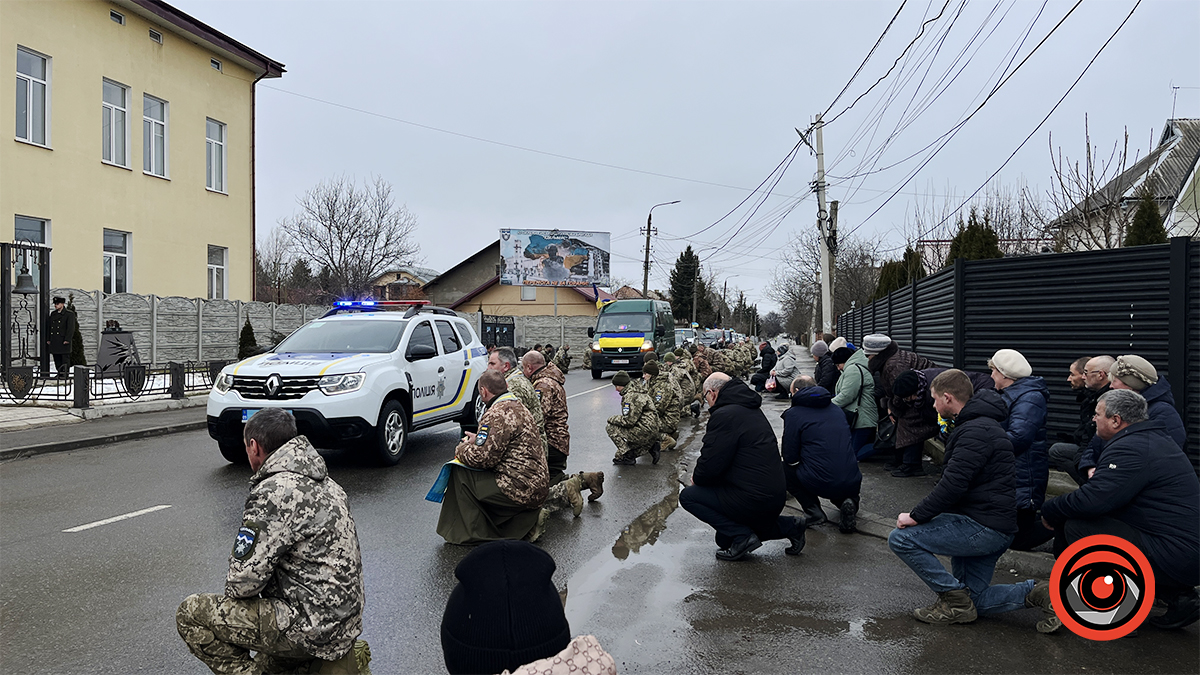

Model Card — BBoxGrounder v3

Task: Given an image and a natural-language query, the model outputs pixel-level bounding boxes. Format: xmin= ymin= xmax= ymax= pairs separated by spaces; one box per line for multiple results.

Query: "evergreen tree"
xmin=1124 ymin=189 xmax=1168 ymax=246
xmin=871 ymin=247 xmax=925 ymax=301
xmin=944 ymin=207 xmax=1003 ymax=266
xmin=668 ymin=246 xmax=700 ymax=322
xmin=66 ymin=294 xmax=87 ymax=366
xmin=238 ymin=318 xmax=259 ymax=360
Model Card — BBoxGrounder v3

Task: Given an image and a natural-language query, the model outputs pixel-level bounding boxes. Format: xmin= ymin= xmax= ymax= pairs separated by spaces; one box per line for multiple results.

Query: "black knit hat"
xmin=831 ymin=347 xmax=855 ymax=365
xmin=893 ymin=370 xmax=921 ymax=398
xmin=642 ymin=360 xmax=660 ymax=376
xmin=441 ymin=541 xmax=570 ymax=675
xmin=611 ymin=370 xmax=631 ymax=387
xmin=643 ymin=351 xmax=658 ymax=363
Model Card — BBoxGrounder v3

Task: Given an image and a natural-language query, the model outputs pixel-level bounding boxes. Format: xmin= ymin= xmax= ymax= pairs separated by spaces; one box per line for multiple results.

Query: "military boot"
xmin=563 ymin=475 xmax=584 ymax=517
xmin=660 ymin=435 xmax=677 ymax=452
xmin=913 ymin=589 xmax=977 ymax=625
xmin=648 ymin=442 xmax=661 ymax=465
xmin=307 ymin=639 xmax=373 ymax=674
xmin=579 ymin=471 xmax=605 ymax=502
xmin=1024 ymin=581 xmax=1062 ymax=633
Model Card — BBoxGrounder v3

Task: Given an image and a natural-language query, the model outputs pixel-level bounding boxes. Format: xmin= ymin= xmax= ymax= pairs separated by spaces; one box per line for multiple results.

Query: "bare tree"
xmin=280 ymin=176 xmax=422 ymax=300
xmin=1043 ymin=115 xmax=1136 ymax=250
xmin=255 ymin=226 xmax=295 ymax=303
xmin=768 ymin=230 xmax=882 ymax=336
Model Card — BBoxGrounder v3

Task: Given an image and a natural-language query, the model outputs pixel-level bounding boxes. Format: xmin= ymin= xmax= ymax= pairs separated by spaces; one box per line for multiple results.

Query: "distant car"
xmin=696 ymin=330 xmax=721 ymax=347
xmin=674 ymin=327 xmax=695 ymax=348
xmin=207 ymin=301 xmax=488 ymax=466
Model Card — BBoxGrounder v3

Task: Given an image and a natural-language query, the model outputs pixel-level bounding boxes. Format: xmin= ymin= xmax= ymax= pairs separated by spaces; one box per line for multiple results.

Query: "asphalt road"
xmin=2 ymin=369 xmax=1196 ymax=674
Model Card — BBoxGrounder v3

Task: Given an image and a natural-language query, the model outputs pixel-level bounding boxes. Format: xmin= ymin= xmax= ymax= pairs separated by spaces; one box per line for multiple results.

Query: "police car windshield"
xmin=274 ymin=319 xmax=409 ymax=353
xmin=596 ymin=313 xmax=653 ymax=333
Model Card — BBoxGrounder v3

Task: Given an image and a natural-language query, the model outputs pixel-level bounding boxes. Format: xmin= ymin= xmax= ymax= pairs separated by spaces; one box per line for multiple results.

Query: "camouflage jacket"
xmin=456 ymin=393 xmax=549 ymax=508
xmin=505 ymin=369 xmax=548 ymax=451
xmin=530 ymin=362 xmax=570 ymax=455
xmin=646 ymin=373 xmax=682 ymax=428
xmin=671 ymin=362 xmax=695 ymax=400
xmin=227 ymin=436 xmax=364 ymax=661
xmin=552 ymin=346 xmax=571 ymax=373
xmin=693 ymin=352 xmax=713 ymax=383
xmin=607 ymin=380 xmax=659 ymax=440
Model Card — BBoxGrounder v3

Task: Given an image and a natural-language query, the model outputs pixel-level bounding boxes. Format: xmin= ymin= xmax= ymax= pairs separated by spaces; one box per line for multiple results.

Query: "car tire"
xmin=459 ymin=389 xmax=484 ymax=433
xmin=218 ymin=439 xmax=248 ymax=464
xmin=592 ymin=368 xmax=602 ymax=379
xmin=375 ymin=400 xmax=409 ymax=466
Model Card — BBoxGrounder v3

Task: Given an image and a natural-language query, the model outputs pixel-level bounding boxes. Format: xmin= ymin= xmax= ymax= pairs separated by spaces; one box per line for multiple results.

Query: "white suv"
xmin=207 ymin=302 xmax=488 ymax=466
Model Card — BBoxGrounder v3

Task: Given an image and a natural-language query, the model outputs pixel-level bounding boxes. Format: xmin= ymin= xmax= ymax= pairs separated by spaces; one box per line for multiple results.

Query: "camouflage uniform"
xmin=530 ymin=362 xmax=570 ymax=483
xmin=437 ymin=392 xmax=549 ymax=544
xmin=177 ymin=436 xmax=365 ymax=672
xmin=645 ymin=372 xmax=682 ymax=448
xmin=671 ymin=361 xmax=696 ymax=412
xmin=505 ymin=369 xmax=548 ymax=453
xmin=552 ymin=346 xmax=571 ymax=373
xmin=707 ymin=348 xmax=730 ymax=377
xmin=607 ymin=379 xmax=660 ymax=461
xmin=693 ymin=350 xmax=713 ymax=383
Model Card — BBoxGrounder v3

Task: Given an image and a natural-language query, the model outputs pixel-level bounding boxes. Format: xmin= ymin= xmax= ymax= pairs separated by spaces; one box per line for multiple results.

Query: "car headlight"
xmin=641 ymin=340 xmax=654 ymax=351
xmin=213 ymin=373 xmax=234 ymax=394
xmin=319 ymin=372 xmax=366 ymax=395
xmin=592 ymin=342 xmax=601 ymax=352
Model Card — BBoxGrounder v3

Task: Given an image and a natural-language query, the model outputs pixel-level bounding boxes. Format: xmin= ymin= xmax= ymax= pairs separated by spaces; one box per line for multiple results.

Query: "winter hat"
xmin=862 ymin=334 xmax=891 ymax=355
xmin=893 ymin=370 xmax=921 ymax=398
xmin=777 ymin=345 xmax=789 ymax=355
xmin=831 ymin=347 xmax=855 ymax=365
xmin=441 ymin=540 xmax=571 ymax=675
xmin=52 ymin=296 xmax=66 ymax=305
xmin=1110 ymin=355 xmax=1158 ymax=391
xmin=829 ymin=337 xmax=847 ymax=351
xmin=663 ymin=352 xmax=676 ymax=363
xmin=987 ymin=349 xmax=1032 ymax=380
xmin=611 ymin=371 xmax=631 ymax=387
xmin=674 ymin=348 xmax=686 ymax=357
xmin=642 ymin=361 xmax=660 ymax=376
xmin=811 ymin=340 xmax=829 ymax=358
xmin=643 ymin=351 xmax=658 ymax=363
xmin=688 ymin=344 xmax=698 ymax=355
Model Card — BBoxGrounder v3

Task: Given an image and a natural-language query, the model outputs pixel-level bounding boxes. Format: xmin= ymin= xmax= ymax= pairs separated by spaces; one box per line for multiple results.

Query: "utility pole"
xmin=643 ymin=200 xmax=680 ymax=298
xmin=691 ymin=262 xmax=699 ymax=325
xmin=813 ymin=114 xmax=834 ymax=334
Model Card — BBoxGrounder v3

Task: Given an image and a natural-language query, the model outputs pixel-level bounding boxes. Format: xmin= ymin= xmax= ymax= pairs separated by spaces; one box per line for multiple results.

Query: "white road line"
xmin=567 ymin=384 xmax=611 ymax=400
xmin=62 ymin=505 xmax=172 ymax=533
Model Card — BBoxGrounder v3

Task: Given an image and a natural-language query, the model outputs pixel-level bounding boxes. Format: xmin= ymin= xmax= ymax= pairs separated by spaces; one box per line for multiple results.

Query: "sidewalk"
xmin=0 ymin=405 xmax=207 ymax=461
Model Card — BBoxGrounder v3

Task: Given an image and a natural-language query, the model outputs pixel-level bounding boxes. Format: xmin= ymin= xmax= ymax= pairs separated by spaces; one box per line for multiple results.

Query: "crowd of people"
xmin=174 ymin=330 xmax=1197 ymax=673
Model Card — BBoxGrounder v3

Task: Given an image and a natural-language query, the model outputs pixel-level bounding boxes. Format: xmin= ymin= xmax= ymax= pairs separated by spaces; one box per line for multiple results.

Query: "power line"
xmin=821 ymin=0 xmax=909 ymax=118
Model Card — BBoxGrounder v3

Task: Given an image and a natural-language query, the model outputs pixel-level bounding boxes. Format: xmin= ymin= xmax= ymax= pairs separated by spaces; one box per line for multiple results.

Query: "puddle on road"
xmin=612 ymin=480 xmax=680 ymax=560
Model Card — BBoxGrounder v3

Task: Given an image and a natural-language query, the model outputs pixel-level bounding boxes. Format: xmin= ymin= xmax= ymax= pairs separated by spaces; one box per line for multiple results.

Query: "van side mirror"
xmin=655 ymin=326 xmax=666 ymax=337
xmin=406 ymin=343 xmax=438 ymax=362
xmin=587 ymin=327 xmax=595 ymax=338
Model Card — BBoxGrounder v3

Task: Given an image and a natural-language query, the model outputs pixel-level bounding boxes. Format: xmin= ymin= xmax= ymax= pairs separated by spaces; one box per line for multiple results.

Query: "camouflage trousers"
xmin=543 ymin=474 xmax=583 ymax=514
xmin=607 ymin=422 xmax=657 ymax=461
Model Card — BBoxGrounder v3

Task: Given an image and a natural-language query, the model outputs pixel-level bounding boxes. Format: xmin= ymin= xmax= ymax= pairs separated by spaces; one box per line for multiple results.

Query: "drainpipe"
xmin=250 ymin=71 xmax=266 ymax=302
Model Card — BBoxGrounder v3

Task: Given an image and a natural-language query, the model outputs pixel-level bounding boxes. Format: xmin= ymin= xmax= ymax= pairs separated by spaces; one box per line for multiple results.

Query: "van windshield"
xmin=274 ymin=319 xmax=408 ymax=353
xmin=596 ymin=313 xmax=653 ymax=333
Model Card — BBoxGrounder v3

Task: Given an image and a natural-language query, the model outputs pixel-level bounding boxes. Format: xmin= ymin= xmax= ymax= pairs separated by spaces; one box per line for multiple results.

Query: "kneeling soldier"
xmin=608 ymin=370 xmax=662 ymax=465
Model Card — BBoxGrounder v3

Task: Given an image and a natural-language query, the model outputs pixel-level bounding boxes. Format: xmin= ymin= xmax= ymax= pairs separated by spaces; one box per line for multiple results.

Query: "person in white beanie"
xmin=987 ymin=349 xmax=1051 ymax=551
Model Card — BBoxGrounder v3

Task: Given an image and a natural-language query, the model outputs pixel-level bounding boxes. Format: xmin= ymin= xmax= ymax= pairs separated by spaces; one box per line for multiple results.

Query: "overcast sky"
xmin=175 ymin=0 xmax=1198 ymax=312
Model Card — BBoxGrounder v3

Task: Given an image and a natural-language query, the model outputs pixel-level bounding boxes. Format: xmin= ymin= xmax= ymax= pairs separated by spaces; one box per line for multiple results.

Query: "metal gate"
xmin=481 ymin=314 xmax=515 ymax=348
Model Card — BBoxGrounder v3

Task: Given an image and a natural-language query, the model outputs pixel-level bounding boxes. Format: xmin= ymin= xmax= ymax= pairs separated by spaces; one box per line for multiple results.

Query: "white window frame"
xmin=102 ymin=79 xmax=130 ymax=168
xmin=14 ymin=215 xmax=50 ymax=284
xmin=143 ymin=94 xmax=168 ymax=178
xmin=110 ymin=10 xmax=125 ymax=24
xmin=520 ymin=286 xmax=537 ymax=301
xmin=103 ymin=229 xmax=131 ymax=295
xmin=207 ymin=245 xmax=228 ymax=299
xmin=15 ymin=46 xmax=50 ymax=147
xmin=205 ymin=118 xmax=227 ymax=193
xmin=210 ymin=58 xmax=222 ymax=72
xmin=149 ymin=29 xmax=163 ymax=44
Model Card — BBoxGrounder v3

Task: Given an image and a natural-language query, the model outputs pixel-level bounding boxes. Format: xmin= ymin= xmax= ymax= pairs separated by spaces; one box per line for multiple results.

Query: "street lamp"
xmin=642 ymin=200 xmax=680 ymax=298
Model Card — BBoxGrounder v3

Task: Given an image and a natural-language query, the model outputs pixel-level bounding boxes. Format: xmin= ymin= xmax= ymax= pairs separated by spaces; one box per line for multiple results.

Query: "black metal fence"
xmin=0 ymin=360 xmax=227 ymax=407
xmin=837 ymin=237 xmax=1198 ymax=469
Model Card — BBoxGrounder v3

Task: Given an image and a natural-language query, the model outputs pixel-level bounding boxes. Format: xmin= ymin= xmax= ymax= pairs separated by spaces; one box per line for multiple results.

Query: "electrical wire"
xmin=821 ymin=0 xmax=910 ymax=119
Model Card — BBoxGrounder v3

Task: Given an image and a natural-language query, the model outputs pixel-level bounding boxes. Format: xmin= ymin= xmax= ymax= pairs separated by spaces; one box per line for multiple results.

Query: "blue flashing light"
xmin=361 ymin=301 xmax=376 ymax=306
xmin=335 ymin=301 xmax=354 ymax=306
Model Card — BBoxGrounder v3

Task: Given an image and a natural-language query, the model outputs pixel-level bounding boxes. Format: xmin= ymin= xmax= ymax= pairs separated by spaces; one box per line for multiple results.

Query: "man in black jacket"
xmin=681 ymin=373 xmax=804 ymax=561
xmin=888 ymin=370 xmax=1055 ymax=628
xmin=749 ymin=342 xmax=777 ymax=392
xmin=1042 ymin=389 xmax=1200 ymax=630
xmin=1048 ymin=356 xmax=1103 ymax=486
xmin=46 ymin=296 xmax=77 ymax=378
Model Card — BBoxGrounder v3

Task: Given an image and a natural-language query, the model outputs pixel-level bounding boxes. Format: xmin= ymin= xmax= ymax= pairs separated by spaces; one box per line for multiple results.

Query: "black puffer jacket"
xmin=692 ymin=378 xmax=786 ymax=518
xmin=782 ymin=386 xmax=861 ymax=496
xmin=910 ymin=389 xmax=1017 ymax=535
xmin=1043 ymin=419 xmax=1200 ymax=588
xmin=757 ymin=345 xmax=777 ymax=374
xmin=1079 ymin=376 xmax=1187 ymax=471
xmin=1064 ymin=385 xmax=1106 ymax=446
xmin=814 ymin=353 xmax=839 ymax=392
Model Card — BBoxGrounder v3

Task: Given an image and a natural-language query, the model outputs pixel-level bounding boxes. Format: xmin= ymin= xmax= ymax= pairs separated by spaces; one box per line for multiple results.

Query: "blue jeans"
xmin=888 ymin=513 xmax=1035 ymax=615
xmin=851 ymin=427 xmax=876 ymax=460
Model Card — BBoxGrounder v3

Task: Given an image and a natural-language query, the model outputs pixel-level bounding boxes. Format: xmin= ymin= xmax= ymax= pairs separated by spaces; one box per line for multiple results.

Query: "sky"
xmin=173 ymin=0 xmax=1199 ymax=313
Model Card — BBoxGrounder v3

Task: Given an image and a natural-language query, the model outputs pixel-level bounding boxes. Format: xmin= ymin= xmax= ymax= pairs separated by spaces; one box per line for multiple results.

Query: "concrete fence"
xmin=52 ymin=289 xmax=329 ymax=366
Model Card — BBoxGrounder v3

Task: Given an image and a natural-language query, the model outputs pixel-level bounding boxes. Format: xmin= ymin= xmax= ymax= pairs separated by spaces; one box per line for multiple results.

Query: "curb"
xmin=0 ymin=420 xmax=208 ymax=462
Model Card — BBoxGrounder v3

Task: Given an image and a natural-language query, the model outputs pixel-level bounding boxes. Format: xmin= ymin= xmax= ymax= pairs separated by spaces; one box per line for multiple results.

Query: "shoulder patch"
xmin=477 ymin=424 xmax=489 ymax=445
xmin=655 ymin=394 xmax=663 ymax=402
xmin=535 ymin=389 xmax=542 ymax=400
xmin=622 ymin=402 xmax=631 ymax=415
xmin=232 ymin=523 xmax=261 ymax=560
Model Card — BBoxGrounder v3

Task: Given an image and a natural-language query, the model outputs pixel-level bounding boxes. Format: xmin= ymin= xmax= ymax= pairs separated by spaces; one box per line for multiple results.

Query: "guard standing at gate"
xmin=46 ymin=296 xmax=77 ymax=378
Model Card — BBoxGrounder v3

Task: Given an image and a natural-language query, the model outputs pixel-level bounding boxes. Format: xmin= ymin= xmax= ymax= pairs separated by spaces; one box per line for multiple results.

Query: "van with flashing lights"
xmin=587 ymin=299 xmax=674 ymax=379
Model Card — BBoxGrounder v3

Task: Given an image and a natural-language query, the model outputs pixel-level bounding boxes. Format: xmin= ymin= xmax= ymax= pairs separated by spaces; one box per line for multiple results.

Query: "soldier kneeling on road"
xmin=176 ymin=408 xmax=371 ymax=674
xmin=608 ymin=370 xmax=662 ymax=466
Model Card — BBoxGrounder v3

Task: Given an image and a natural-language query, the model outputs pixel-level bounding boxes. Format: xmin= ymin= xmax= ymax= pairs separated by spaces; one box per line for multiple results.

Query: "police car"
xmin=207 ymin=301 xmax=488 ymax=466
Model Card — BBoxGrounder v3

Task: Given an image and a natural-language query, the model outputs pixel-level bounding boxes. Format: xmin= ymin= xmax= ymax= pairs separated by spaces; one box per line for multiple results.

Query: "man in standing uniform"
xmin=46 ymin=296 xmax=77 ymax=378
xmin=177 ymin=408 xmax=369 ymax=674
xmin=608 ymin=370 xmax=661 ymax=465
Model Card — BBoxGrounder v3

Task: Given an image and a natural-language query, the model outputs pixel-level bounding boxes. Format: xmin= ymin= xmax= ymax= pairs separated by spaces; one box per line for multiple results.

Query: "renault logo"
xmin=265 ymin=374 xmax=282 ymax=398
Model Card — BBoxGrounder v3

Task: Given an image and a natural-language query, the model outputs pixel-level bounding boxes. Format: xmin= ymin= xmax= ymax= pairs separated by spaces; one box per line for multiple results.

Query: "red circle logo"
xmin=1050 ymin=534 xmax=1155 ymax=640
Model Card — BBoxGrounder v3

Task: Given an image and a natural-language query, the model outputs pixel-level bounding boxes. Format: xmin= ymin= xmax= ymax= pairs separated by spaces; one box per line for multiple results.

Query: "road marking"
xmin=567 ymin=384 xmax=611 ymax=400
xmin=62 ymin=505 xmax=172 ymax=533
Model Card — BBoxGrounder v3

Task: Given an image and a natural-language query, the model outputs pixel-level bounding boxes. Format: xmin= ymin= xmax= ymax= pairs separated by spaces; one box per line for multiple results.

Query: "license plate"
xmin=612 ymin=359 xmax=629 ymax=365
xmin=242 ymin=409 xmax=292 ymax=422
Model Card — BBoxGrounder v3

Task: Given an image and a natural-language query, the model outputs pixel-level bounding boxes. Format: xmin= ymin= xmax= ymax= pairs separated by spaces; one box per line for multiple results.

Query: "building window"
xmin=110 ymin=10 xmax=125 ymax=24
xmin=521 ymin=286 xmax=537 ymax=301
xmin=210 ymin=58 xmax=222 ymax=72
xmin=102 ymin=79 xmax=128 ymax=167
xmin=16 ymin=47 xmax=49 ymax=146
xmin=143 ymin=95 xmax=167 ymax=177
xmin=103 ymin=229 xmax=129 ymax=294
xmin=14 ymin=215 xmax=48 ymax=279
xmin=149 ymin=29 xmax=163 ymax=44
xmin=207 ymin=245 xmax=227 ymax=299
xmin=206 ymin=118 xmax=226 ymax=192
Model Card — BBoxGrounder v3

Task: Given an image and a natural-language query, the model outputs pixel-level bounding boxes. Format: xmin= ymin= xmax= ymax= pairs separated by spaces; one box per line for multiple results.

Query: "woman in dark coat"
xmin=750 ymin=342 xmax=777 ymax=392
xmin=867 ymin=338 xmax=937 ymax=476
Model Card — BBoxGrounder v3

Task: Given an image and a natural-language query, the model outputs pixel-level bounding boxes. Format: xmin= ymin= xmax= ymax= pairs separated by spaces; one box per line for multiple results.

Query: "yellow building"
xmin=2 ymin=0 xmax=283 ymax=300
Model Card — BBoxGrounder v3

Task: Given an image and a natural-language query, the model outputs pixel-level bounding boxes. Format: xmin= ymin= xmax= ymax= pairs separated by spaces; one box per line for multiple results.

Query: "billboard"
xmin=499 ymin=229 xmax=611 ymax=287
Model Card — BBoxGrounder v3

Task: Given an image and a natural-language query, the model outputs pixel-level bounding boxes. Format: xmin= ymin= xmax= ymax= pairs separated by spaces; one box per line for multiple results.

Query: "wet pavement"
xmin=1 ymin=368 xmax=1196 ymax=674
